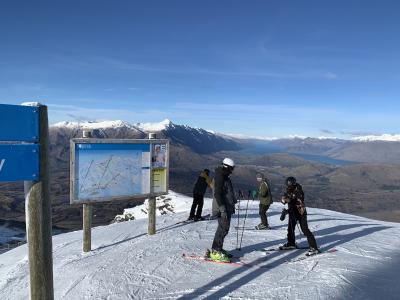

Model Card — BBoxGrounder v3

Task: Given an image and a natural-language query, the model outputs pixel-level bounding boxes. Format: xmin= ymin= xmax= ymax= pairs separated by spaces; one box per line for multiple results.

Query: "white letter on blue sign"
xmin=0 ymin=159 xmax=5 ymax=172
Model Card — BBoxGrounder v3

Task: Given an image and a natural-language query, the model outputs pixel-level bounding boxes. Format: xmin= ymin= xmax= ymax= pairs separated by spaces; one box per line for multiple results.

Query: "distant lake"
xmin=291 ymin=153 xmax=357 ymax=166
xmin=0 ymin=220 xmax=26 ymax=245
xmin=240 ymin=141 xmax=358 ymax=166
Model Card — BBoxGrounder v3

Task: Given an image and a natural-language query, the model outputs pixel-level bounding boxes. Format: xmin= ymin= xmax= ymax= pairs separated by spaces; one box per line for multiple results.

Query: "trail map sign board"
xmin=70 ymin=139 xmax=169 ymax=204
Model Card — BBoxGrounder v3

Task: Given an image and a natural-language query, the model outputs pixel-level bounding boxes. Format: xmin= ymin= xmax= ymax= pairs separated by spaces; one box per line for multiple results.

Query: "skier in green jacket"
xmin=255 ymin=173 xmax=273 ymax=230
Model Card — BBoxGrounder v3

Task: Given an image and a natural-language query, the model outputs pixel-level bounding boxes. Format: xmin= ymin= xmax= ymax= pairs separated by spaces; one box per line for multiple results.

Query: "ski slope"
xmin=1 ymin=192 xmax=400 ymax=299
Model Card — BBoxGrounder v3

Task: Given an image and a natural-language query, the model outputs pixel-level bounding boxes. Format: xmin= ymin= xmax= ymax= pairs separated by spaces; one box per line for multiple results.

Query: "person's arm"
xmin=213 ymin=170 xmax=224 ymax=207
xmin=205 ymin=175 xmax=213 ymax=188
xmin=294 ymin=186 xmax=304 ymax=203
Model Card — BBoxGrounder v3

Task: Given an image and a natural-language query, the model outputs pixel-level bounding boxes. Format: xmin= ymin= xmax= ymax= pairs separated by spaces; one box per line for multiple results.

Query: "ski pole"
xmin=235 ymin=190 xmax=242 ymax=250
xmin=238 ymin=192 xmax=251 ymax=251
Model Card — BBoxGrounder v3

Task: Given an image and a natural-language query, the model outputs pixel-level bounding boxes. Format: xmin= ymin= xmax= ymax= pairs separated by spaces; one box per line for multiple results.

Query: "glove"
xmin=219 ymin=205 xmax=228 ymax=220
xmin=251 ymin=190 xmax=258 ymax=199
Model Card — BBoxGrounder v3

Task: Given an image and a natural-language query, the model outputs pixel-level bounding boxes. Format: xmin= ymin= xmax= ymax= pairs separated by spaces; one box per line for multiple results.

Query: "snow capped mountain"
xmin=353 ymin=134 xmax=400 ymax=142
xmin=135 ymin=118 xmax=174 ymax=132
xmin=226 ymin=133 xmax=279 ymax=141
xmin=1 ymin=191 xmax=399 ymax=299
xmin=52 ymin=120 xmax=141 ymax=131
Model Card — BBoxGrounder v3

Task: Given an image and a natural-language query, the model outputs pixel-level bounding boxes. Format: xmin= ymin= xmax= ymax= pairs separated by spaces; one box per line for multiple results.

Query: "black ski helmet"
xmin=285 ymin=176 xmax=296 ymax=187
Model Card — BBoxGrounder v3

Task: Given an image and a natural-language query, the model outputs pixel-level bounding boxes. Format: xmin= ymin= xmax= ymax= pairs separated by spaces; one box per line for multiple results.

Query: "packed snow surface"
xmin=1 ymin=191 xmax=400 ymax=300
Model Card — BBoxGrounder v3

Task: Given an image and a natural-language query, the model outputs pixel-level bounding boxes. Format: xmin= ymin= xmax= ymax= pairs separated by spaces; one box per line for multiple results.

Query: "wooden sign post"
xmin=0 ymin=103 xmax=54 ymax=300
xmin=148 ymin=133 xmax=156 ymax=235
xmin=70 ymin=136 xmax=169 ymax=249
xmin=24 ymin=105 xmax=54 ymax=299
xmin=82 ymin=130 xmax=93 ymax=253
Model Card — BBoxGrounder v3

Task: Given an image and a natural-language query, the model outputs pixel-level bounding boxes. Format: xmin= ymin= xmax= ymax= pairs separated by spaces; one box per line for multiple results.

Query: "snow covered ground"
xmin=1 ymin=192 xmax=400 ymax=300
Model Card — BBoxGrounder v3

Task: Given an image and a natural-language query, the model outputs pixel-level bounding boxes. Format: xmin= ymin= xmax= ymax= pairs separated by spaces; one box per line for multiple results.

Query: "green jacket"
xmin=258 ymin=180 xmax=272 ymax=205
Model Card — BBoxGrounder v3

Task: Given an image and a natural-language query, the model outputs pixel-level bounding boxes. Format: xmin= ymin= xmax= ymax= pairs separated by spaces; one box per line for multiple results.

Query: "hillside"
xmin=1 ymin=191 xmax=399 ymax=299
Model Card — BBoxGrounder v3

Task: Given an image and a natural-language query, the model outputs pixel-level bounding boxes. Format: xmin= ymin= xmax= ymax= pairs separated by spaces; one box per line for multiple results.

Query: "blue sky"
xmin=1 ymin=1 xmax=399 ymax=139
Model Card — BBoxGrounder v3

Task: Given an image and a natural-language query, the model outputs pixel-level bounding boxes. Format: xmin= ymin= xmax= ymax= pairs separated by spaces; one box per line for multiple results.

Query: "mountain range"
xmin=0 ymin=119 xmax=399 ymax=233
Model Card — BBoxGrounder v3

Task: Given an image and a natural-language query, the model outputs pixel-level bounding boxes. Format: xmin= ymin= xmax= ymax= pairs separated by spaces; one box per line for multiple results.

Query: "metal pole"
xmin=24 ymin=105 xmax=54 ymax=300
xmin=148 ymin=133 xmax=156 ymax=235
xmin=82 ymin=130 xmax=92 ymax=252
xmin=239 ymin=193 xmax=252 ymax=251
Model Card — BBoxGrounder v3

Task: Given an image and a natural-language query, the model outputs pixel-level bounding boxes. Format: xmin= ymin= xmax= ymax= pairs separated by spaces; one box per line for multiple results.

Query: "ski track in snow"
xmin=1 ymin=192 xmax=400 ymax=300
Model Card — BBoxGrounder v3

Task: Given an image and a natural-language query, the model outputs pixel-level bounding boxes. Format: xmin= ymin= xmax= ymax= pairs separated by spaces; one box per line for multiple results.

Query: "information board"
xmin=70 ymin=139 xmax=169 ymax=204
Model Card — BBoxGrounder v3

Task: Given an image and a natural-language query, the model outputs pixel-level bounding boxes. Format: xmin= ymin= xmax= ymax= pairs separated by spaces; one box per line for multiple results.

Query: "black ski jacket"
xmin=193 ymin=173 xmax=209 ymax=195
xmin=213 ymin=166 xmax=236 ymax=215
xmin=283 ymin=183 xmax=306 ymax=215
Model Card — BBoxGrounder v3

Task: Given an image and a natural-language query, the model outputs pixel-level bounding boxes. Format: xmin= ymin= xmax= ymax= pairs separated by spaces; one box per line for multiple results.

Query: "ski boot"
xmin=279 ymin=243 xmax=297 ymax=250
xmin=221 ymin=249 xmax=233 ymax=258
xmin=255 ymin=223 xmax=269 ymax=230
xmin=306 ymin=247 xmax=320 ymax=256
xmin=209 ymin=249 xmax=231 ymax=263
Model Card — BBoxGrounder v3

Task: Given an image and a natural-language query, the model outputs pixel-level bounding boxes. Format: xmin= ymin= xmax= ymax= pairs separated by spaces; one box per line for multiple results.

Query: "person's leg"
xmin=211 ymin=196 xmax=219 ymax=218
xmin=189 ymin=193 xmax=199 ymax=219
xmin=299 ymin=213 xmax=318 ymax=249
xmin=286 ymin=211 xmax=297 ymax=246
xmin=259 ymin=204 xmax=270 ymax=226
xmin=195 ymin=195 xmax=204 ymax=219
xmin=259 ymin=203 xmax=266 ymax=225
xmin=212 ymin=214 xmax=231 ymax=251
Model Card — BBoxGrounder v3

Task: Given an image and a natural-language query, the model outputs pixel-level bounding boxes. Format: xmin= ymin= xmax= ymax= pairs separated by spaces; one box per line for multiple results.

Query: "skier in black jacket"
xmin=280 ymin=176 xmax=319 ymax=256
xmin=208 ymin=158 xmax=237 ymax=262
xmin=188 ymin=169 xmax=212 ymax=221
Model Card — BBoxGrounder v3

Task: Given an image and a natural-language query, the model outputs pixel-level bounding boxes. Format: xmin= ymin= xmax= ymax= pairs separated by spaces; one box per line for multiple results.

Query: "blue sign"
xmin=0 ymin=104 xmax=39 ymax=142
xmin=0 ymin=144 xmax=39 ymax=181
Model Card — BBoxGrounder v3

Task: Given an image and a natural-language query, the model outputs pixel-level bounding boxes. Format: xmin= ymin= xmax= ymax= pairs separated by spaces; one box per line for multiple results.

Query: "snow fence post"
xmin=82 ymin=130 xmax=93 ymax=252
xmin=24 ymin=104 xmax=54 ymax=300
xmin=148 ymin=133 xmax=156 ymax=235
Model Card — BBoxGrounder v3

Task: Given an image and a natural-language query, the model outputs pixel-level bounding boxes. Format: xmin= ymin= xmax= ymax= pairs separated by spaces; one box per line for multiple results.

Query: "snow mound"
xmin=1 ymin=191 xmax=400 ymax=299
xmin=113 ymin=191 xmax=201 ymax=223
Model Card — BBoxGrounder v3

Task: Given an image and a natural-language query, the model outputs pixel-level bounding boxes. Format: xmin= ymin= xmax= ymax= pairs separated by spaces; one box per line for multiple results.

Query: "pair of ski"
xmin=177 ymin=214 xmax=211 ymax=225
xmin=182 ymin=253 xmax=270 ymax=268
xmin=235 ymin=226 xmax=275 ymax=231
xmin=183 ymin=247 xmax=337 ymax=266
xmin=263 ymin=247 xmax=338 ymax=263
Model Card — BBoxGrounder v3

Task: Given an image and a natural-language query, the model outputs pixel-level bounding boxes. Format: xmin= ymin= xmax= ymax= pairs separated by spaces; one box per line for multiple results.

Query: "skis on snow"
xmin=182 ymin=253 xmax=246 ymax=267
xmin=286 ymin=248 xmax=338 ymax=263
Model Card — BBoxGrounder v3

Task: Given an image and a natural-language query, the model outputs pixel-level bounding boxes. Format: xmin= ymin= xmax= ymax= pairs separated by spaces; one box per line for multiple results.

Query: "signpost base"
xmin=148 ymin=197 xmax=156 ymax=235
xmin=83 ymin=203 xmax=92 ymax=252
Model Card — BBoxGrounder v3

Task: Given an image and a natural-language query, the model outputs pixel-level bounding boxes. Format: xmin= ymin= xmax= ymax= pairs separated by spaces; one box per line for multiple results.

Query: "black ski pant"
xmin=189 ymin=193 xmax=204 ymax=219
xmin=259 ymin=203 xmax=270 ymax=226
xmin=212 ymin=213 xmax=232 ymax=251
xmin=287 ymin=210 xmax=318 ymax=249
